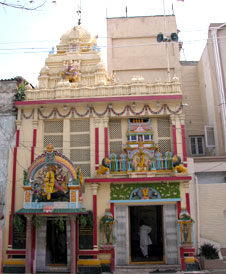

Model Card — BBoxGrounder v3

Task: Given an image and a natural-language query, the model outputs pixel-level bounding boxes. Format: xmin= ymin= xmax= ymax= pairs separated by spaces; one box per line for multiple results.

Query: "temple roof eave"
xmin=85 ymin=175 xmax=192 ymax=184
xmin=23 ymin=81 xmax=182 ymax=102
xmin=15 ymin=93 xmax=183 ymax=106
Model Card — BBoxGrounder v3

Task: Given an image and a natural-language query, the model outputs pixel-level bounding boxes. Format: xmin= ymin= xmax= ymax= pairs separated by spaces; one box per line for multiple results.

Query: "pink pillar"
xmin=31 ymin=128 xmax=37 ymax=164
xmin=93 ymin=194 xmax=97 ymax=248
xmin=110 ymin=203 xmax=114 ymax=218
xmin=76 ymin=217 xmax=79 ymax=273
xmin=179 ymin=113 xmax=188 ymax=167
xmin=170 ymin=115 xmax=177 ymax=155
xmin=104 ymin=127 xmax=109 ymax=158
xmin=71 ymin=216 xmax=76 ymax=274
xmin=186 ymin=193 xmax=191 ymax=214
xmin=8 ymin=129 xmax=20 ymax=246
xmin=91 ymin=183 xmax=99 ymax=250
xmin=95 ymin=128 xmax=99 ymax=170
xmin=31 ymin=226 xmax=36 ymax=274
xmin=172 ymin=124 xmax=177 ymax=155
xmin=177 ymin=201 xmax=181 ymax=219
xmin=180 ymin=246 xmax=185 ymax=271
xmin=25 ymin=215 xmax=32 ymax=274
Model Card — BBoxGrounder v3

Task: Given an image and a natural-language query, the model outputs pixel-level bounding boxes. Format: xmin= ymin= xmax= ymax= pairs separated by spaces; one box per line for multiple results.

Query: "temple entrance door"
xmin=46 ymin=219 xmax=67 ymax=265
xmin=130 ymin=205 xmax=163 ymax=263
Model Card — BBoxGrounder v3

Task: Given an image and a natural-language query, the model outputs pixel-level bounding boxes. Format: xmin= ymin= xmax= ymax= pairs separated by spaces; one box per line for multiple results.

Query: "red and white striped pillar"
xmin=104 ymin=118 xmax=109 ymax=159
xmin=31 ymin=120 xmax=38 ymax=164
xmin=25 ymin=215 xmax=32 ymax=274
xmin=179 ymin=114 xmax=187 ymax=167
xmin=170 ymin=114 xmax=177 ymax=155
xmin=93 ymin=118 xmax=101 ymax=171
xmin=8 ymin=120 xmax=21 ymax=246
xmin=91 ymin=183 xmax=99 ymax=250
xmin=70 ymin=216 xmax=76 ymax=274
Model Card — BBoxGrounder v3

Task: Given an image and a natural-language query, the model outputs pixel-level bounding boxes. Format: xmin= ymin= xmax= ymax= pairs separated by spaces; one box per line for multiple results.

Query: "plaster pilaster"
xmin=179 ymin=114 xmax=185 ymax=125
xmin=91 ymin=183 xmax=99 ymax=196
xmin=32 ymin=120 xmax=39 ymax=130
xmin=63 ymin=118 xmax=70 ymax=158
xmin=25 ymin=215 xmax=32 ymax=274
xmin=16 ymin=120 xmax=22 ymax=130
xmin=180 ymin=181 xmax=189 ymax=209
xmin=70 ymin=216 xmax=76 ymax=274
xmin=170 ymin=115 xmax=177 ymax=155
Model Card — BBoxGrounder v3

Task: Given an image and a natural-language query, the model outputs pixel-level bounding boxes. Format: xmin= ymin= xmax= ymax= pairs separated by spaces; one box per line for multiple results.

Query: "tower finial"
xmin=76 ymin=0 xmax=81 ymax=25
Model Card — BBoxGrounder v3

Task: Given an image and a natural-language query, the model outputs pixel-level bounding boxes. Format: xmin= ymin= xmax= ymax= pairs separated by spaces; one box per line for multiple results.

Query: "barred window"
xmin=109 ymin=119 xmax=122 ymax=139
xmin=157 ymin=118 xmax=170 ymax=137
xmin=70 ymin=120 xmax=90 ymax=177
xmin=110 ymin=141 xmax=123 ymax=155
xmin=70 ymin=120 xmax=90 ymax=132
xmin=43 ymin=120 xmax=63 ymax=152
xmin=44 ymin=120 xmax=63 ymax=133
xmin=158 ymin=139 xmax=171 ymax=155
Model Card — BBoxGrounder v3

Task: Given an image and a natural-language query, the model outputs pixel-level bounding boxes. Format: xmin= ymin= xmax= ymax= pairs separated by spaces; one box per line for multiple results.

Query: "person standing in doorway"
xmin=139 ymin=219 xmax=152 ymax=258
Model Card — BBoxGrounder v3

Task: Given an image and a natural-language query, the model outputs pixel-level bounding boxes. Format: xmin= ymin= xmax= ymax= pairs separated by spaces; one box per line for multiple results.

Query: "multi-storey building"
xmin=182 ymin=23 xmax=226 ymax=259
xmin=2 ymin=22 xmax=194 ymax=274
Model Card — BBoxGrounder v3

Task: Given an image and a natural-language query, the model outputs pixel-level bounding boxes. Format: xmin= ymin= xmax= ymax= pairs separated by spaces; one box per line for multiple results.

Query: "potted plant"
xmin=199 ymin=243 xmax=220 ymax=270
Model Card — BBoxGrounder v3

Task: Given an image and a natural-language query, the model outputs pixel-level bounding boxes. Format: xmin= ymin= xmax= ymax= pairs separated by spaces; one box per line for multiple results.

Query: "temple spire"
xmin=76 ymin=0 xmax=82 ymax=25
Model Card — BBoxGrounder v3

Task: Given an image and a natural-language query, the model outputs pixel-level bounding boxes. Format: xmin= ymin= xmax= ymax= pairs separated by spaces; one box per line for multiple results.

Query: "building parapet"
xmin=25 ymin=80 xmax=182 ymax=101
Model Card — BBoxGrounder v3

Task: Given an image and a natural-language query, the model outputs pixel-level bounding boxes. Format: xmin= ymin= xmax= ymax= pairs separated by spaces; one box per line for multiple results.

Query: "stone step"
xmin=210 ymin=270 xmax=226 ymax=274
xmin=113 ymin=270 xmax=207 ymax=274
xmin=220 ymin=248 xmax=226 ymax=257
xmin=113 ymin=264 xmax=180 ymax=274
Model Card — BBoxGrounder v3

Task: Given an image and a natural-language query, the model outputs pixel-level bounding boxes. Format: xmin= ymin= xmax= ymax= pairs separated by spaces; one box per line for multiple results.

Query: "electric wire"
xmin=1 ymin=34 xmax=226 ymax=55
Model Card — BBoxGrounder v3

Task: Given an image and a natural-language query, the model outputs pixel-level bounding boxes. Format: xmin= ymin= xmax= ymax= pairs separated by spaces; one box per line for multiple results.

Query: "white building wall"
xmin=199 ymin=183 xmax=226 ymax=247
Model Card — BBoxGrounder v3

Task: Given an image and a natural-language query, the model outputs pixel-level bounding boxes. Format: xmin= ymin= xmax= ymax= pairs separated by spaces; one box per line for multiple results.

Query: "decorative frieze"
xmin=30 ymin=104 xmax=183 ymax=120
xmin=110 ymin=182 xmax=180 ymax=200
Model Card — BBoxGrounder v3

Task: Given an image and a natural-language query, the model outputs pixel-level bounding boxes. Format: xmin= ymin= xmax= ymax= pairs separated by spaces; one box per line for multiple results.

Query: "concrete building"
xmin=2 ymin=24 xmax=193 ymax=274
xmin=0 ymin=79 xmax=18 ymax=226
xmin=107 ymin=15 xmax=226 ymax=271
xmin=177 ymin=23 xmax=226 ymax=268
xmin=107 ymin=15 xmax=181 ymax=83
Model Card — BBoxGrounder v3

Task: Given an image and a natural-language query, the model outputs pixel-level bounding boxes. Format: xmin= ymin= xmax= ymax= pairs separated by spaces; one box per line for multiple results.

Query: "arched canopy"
xmin=26 ymin=144 xmax=77 ymax=184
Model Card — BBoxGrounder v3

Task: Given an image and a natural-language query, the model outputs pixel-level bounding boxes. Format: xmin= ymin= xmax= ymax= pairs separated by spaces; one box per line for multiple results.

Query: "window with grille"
xmin=189 ymin=136 xmax=205 ymax=156
xmin=70 ymin=119 xmax=90 ymax=177
xmin=205 ymin=126 xmax=215 ymax=148
xmin=109 ymin=119 xmax=122 ymax=139
xmin=109 ymin=119 xmax=122 ymax=156
xmin=44 ymin=121 xmax=63 ymax=152
xmin=157 ymin=118 xmax=170 ymax=137
xmin=157 ymin=118 xmax=171 ymax=154
xmin=158 ymin=139 xmax=171 ymax=155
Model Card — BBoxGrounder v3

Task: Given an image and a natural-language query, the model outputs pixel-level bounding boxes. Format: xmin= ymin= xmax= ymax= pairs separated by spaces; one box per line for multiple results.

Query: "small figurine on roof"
xmin=172 ymin=155 xmax=187 ymax=174
xmin=97 ymin=158 xmax=110 ymax=175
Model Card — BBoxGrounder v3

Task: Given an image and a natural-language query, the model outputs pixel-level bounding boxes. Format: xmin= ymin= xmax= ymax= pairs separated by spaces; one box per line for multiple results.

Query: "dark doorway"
xmin=130 ymin=205 xmax=163 ymax=262
xmin=46 ymin=219 xmax=67 ymax=265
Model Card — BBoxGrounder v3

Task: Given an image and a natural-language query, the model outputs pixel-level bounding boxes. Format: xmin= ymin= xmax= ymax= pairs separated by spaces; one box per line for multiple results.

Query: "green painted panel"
xmin=110 ymin=182 xmax=180 ymax=200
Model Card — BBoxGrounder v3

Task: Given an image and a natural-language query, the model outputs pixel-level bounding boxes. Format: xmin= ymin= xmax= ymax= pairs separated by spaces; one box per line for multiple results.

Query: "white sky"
xmin=0 ymin=0 xmax=225 ymax=86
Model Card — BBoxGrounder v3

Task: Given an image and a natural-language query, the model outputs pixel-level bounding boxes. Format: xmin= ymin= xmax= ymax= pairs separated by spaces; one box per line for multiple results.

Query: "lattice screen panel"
xmin=44 ymin=121 xmax=63 ymax=133
xmin=110 ymin=141 xmax=123 ymax=155
xmin=109 ymin=119 xmax=122 ymax=139
xmin=70 ymin=149 xmax=90 ymax=162
xmin=74 ymin=163 xmax=90 ymax=177
xmin=70 ymin=134 xmax=90 ymax=147
xmin=158 ymin=139 xmax=171 ymax=155
xmin=157 ymin=118 xmax=170 ymax=138
xmin=70 ymin=120 xmax=90 ymax=132
xmin=44 ymin=135 xmax=63 ymax=148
